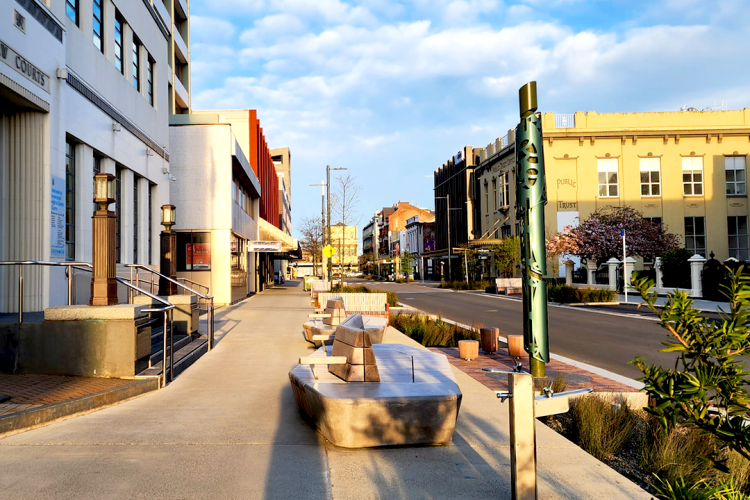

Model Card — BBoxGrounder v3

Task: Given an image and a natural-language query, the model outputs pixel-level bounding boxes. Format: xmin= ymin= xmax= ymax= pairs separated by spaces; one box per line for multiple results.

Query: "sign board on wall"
xmin=50 ymin=175 xmax=65 ymax=259
xmin=248 ymin=241 xmax=282 ymax=252
xmin=186 ymin=243 xmax=211 ymax=270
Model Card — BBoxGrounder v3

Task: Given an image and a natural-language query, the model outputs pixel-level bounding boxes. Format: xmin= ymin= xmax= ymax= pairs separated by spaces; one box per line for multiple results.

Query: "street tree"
xmin=491 ymin=236 xmax=521 ymax=278
xmin=555 ymin=206 xmax=678 ymax=262
xmin=298 ymin=216 xmax=323 ymax=276
xmin=401 ymin=251 xmax=415 ymax=278
xmin=331 ymin=173 xmax=361 ymax=287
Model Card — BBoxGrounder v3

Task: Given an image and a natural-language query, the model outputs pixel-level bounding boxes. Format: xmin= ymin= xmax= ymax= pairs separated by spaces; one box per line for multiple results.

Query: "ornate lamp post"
xmin=515 ymin=81 xmax=550 ymax=378
xmin=159 ymin=204 xmax=178 ymax=296
xmin=90 ymin=173 xmax=118 ymax=306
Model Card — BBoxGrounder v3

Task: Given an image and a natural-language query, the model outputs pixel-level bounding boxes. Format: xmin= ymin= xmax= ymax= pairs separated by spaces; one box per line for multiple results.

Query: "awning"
xmin=258 ymin=217 xmax=299 ymax=253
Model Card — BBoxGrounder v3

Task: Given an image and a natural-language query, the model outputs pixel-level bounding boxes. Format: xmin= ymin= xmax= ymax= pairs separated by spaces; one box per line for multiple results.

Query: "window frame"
xmin=65 ymin=140 xmax=76 ymax=261
xmin=725 ymin=156 xmax=747 ymax=197
xmin=66 ymin=0 xmax=78 ymax=26
xmin=639 ymin=157 xmax=661 ymax=197
xmin=114 ymin=14 xmax=124 ymax=74
xmin=682 ymin=156 xmax=704 ymax=197
xmin=597 ymin=158 xmax=619 ymax=198
xmin=147 ymin=57 xmax=154 ymax=106
xmin=728 ymin=216 xmax=749 ymax=261
xmin=132 ymin=36 xmax=141 ymax=91
xmin=92 ymin=0 xmax=103 ymax=52
xmin=684 ymin=216 xmax=706 ymax=257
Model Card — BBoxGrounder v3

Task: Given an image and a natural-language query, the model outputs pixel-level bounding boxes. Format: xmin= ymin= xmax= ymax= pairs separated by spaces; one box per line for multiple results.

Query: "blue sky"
xmin=188 ymin=0 xmax=750 ymax=244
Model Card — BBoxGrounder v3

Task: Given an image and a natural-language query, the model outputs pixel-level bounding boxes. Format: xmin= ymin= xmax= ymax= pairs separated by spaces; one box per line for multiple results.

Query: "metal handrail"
xmin=125 ymin=264 xmax=214 ymax=350
xmin=176 ymin=277 xmax=209 ymax=295
xmin=0 ymin=260 xmax=176 ymax=386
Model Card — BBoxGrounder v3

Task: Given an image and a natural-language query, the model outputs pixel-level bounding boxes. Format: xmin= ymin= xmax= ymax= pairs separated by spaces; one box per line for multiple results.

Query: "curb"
xmin=395 ymin=302 xmax=644 ymax=390
xmin=0 ymin=377 xmax=160 ymax=438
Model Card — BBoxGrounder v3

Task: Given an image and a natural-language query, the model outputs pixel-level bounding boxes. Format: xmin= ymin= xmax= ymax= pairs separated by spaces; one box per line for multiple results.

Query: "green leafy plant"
xmin=631 ymin=268 xmax=750 ymax=471
xmin=547 ymin=284 xmax=616 ymax=303
xmin=660 ymin=248 xmax=692 ymax=289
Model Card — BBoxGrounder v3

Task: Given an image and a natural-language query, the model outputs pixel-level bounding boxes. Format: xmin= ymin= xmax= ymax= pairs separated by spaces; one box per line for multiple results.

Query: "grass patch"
xmin=534 ymin=373 xmax=571 ymax=394
xmin=389 ymin=312 xmax=480 ymax=347
xmin=331 ymin=284 xmax=399 ymax=307
xmin=438 ymin=280 xmax=491 ymax=291
xmin=568 ymin=394 xmax=638 ymax=461
xmin=547 ymin=284 xmax=616 ymax=304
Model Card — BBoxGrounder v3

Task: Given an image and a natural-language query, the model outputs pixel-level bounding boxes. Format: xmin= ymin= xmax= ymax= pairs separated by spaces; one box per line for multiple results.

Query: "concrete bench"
xmin=303 ymin=297 xmax=386 ymax=345
xmin=290 ymin=314 xmax=462 ymax=448
xmin=496 ymin=277 xmax=522 ymax=295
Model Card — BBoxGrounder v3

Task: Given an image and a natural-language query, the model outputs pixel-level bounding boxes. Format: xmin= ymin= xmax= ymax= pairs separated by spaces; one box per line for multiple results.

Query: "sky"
xmin=188 ymin=0 xmax=750 ymax=246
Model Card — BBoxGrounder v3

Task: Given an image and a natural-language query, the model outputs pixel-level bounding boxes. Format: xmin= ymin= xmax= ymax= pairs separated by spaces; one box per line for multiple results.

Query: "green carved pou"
xmin=515 ymin=82 xmax=550 ymax=366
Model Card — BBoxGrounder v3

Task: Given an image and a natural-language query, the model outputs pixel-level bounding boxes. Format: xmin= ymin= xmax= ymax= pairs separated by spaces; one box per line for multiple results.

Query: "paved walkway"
xmin=0 ymin=280 xmax=648 ymax=499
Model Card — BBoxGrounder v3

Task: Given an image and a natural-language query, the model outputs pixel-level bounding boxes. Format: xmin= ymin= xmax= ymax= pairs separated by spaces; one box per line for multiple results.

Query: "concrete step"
xmin=136 ymin=336 xmax=209 ymax=380
xmin=149 ymin=334 xmax=193 ymax=366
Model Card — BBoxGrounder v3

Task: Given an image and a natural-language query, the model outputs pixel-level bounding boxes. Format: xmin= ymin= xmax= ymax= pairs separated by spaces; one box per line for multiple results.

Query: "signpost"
xmin=622 ymin=229 xmax=627 ymax=302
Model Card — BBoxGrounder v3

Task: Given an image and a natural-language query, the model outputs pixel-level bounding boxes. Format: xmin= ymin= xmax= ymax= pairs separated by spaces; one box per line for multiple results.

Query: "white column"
xmin=624 ymin=256 xmax=637 ymax=292
xmin=586 ymin=261 xmax=597 ymax=285
xmin=563 ymin=260 xmax=574 ymax=285
xmin=137 ymin=176 xmax=149 ymax=264
xmin=120 ymin=169 xmax=133 ymax=264
xmin=688 ymin=254 xmax=707 ymax=297
xmin=654 ymin=257 xmax=663 ymax=292
xmin=606 ymin=257 xmax=620 ymax=291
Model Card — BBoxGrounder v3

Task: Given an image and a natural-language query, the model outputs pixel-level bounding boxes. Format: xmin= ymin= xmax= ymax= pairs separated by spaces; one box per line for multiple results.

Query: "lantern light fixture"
xmin=93 ymin=173 xmax=115 ymax=210
xmin=161 ymin=204 xmax=176 ymax=229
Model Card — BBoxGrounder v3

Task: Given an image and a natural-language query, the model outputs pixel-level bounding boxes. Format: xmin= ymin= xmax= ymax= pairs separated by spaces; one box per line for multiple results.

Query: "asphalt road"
xmin=351 ymin=279 xmax=678 ymax=380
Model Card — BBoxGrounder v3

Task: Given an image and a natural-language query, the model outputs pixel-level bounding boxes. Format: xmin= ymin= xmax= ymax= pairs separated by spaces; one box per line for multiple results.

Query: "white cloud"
xmin=190 ymin=16 xmax=236 ymax=42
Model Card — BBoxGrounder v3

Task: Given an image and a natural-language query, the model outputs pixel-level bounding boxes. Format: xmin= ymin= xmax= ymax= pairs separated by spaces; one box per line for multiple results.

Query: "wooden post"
xmin=509 ymin=372 xmax=537 ymax=500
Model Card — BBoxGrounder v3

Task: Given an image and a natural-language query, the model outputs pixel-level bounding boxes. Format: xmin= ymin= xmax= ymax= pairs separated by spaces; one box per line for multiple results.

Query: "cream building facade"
xmin=0 ymin=0 xmax=184 ymax=312
xmin=329 ymin=223 xmax=358 ymax=271
xmin=475 ymin=109 xmax=750 ymax=274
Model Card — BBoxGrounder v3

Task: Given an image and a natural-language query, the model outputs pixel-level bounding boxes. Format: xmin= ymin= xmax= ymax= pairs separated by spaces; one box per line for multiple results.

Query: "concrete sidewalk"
xmin=0 ymin=279 xmax=648 ymax=499
xmin=617 ymin=293 xmax=730 ymax=312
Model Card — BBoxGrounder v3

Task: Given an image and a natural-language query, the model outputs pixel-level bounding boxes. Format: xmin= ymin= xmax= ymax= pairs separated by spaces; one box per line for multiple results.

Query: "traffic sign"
xmin=323 ymin=245 xmax=336 ymax=258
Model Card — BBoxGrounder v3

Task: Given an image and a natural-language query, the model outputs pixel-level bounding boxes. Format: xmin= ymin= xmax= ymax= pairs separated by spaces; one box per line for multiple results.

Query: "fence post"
xmin=654 ymin=257 xmax=663 ymax=292
xmin=586 ymin=261 xmax=597 ymax=285
xmin=606 ymin=257 xmax=620 ymax=291
xmin=688 ymin=254 xmax=707 ymax=298
xmin=563 ymin=260 xmax=574 ymax=285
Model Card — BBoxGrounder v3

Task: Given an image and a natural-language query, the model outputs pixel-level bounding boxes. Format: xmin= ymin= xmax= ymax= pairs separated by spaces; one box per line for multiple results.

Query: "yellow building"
xmin=329 ymin=223 xmax=359 ymax=270
xmin=475 ymin=108 xmax=750 ymax=269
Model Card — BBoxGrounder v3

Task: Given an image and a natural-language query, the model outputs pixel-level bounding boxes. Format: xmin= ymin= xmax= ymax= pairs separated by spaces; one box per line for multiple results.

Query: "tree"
xmin=547 ymin=228 xmax=576 ymax=279
xmin=299 ymin=216 xmax=323 ymax=276
xmin=491 ymin=236 xmax=521 ymax=278
xmin=632 ymin=270 xmax=750 ymax=470
xmin=401 ymin=251 xmax=415 ymax=278
xmin=556 ymin=206 xmax=678 ymax=262
xmin=331 ymin=173 xmax=361 ymax=287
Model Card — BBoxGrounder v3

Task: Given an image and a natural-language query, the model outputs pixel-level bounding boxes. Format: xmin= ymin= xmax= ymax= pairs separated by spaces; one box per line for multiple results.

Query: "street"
xmin=352 ymin=279 xmax=681 ymax=380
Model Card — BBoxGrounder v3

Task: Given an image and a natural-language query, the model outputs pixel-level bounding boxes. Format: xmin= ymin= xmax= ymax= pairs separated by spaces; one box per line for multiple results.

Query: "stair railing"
xmin=126 ymin=265 xmax=214 ymax=350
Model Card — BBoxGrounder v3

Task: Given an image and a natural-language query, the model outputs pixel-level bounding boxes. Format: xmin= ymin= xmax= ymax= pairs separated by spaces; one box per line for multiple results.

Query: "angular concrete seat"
xmin=302 ymin=300 xmax=387 ymax=345
xmin=291 ymin=315 xmax=462 ymax=448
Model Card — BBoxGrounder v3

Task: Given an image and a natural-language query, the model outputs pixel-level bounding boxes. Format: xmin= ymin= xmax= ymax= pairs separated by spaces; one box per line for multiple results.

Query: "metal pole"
xmin=162 ymin=311 xmax=168 ymax=386
xmin=18 ymin=264 xmax=23 ymax=324
xmin=447 ymin=194 xmax=452 ymax=281
xmin=321 ymin=182 xmax=325 ymax=277
xmin=129 ymin=266 xmax=134 ymax=303
xmin=622 ymin=230 xmax=628 ymax=303
xmin=67 ymin=265 xmax=73 ymax=306
xmin=169 ymin=309 xmax=174 ymax=382
xmin=464 ymin=250 xmax=469 ymax=286
xmin=326 ymin=165 xmax=332 ymax=284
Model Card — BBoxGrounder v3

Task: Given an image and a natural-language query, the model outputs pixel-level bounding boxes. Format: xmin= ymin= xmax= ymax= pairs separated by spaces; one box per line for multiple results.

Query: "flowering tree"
xmin=554 ymin=207 xmax=678 ymax=262
xmin=546 ymin=228 xmax=578 ymax=277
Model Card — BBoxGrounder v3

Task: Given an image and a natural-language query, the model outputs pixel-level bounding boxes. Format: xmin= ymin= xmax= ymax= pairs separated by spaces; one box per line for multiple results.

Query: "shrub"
xmin=389 ymin=312 xmax=480 ymax=347
xmin=438 ymin=280 xmax=490 ymax=291
xmin=534 ymin=372 xmax=570 ymax=394
xmin=330 ymin=284 xmax=399 ymax=306
xmin=568 ymin=394 xmax=638 ymax=461
xmin=547 ymin=284 xmax=616 ymax=304
xmin=660 ymin=248 xmax=692 ymax=288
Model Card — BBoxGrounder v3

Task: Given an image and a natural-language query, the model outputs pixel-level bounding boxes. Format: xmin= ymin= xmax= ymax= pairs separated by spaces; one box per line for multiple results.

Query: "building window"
xmin=682 ymin=156 xmax=704 ymax=196
xmin=728 ymin=216 xmax=749 ymax=261
xmin=639 ymin=157 xmax=661 ymax=197
xmin=491 ymin=178 xmax=497 ymax=213
xmin=684 ymin=216 xmax=706 ymax=257
xmin=726 ymin=156 xmax=747 ymax=196
xmin=114 ymin=14 xmax=124 ymax=74
xmin=147 ymin=57 xmax=154 ymax=106
xmin=501 ymin=225 xmax=511 ymax=238
xmin=598 ymin=158 xmax=618 ymax=197
xmin=132 ymin=37 xmax=141 ymax=91
xmin=93 ymin=0 xmax=103 ymax=52
xmin=233 ymin=179 xmax=238 ymax=204
xmin=65 ymin=140 xmax=76 ymax=261
xmin=177 ymin=232 xmax=211 ymax=271
xmin=115 ymin=166 xmax=122 ymax=263
xmin=133 ymin=176 xmax=139 ymax=263
xmin=646 ymin=217 xmax=662 ymax=229
xmin=66 ymin=0 xmax=78 ymax=25
xmin=484 ymin=183 xmax=489 ymax=214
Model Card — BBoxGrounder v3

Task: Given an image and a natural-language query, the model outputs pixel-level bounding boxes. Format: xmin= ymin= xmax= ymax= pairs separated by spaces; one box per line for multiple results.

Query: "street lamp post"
xmin=326 ymin=165 xmax=347 ymax=284
xmin=159 ymin=204 xmax=177 ymax=296
xmin=309 ymin=181 xmax=326 ymax=277
xmin=90 ymin=173 xmax=118 ymax=306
